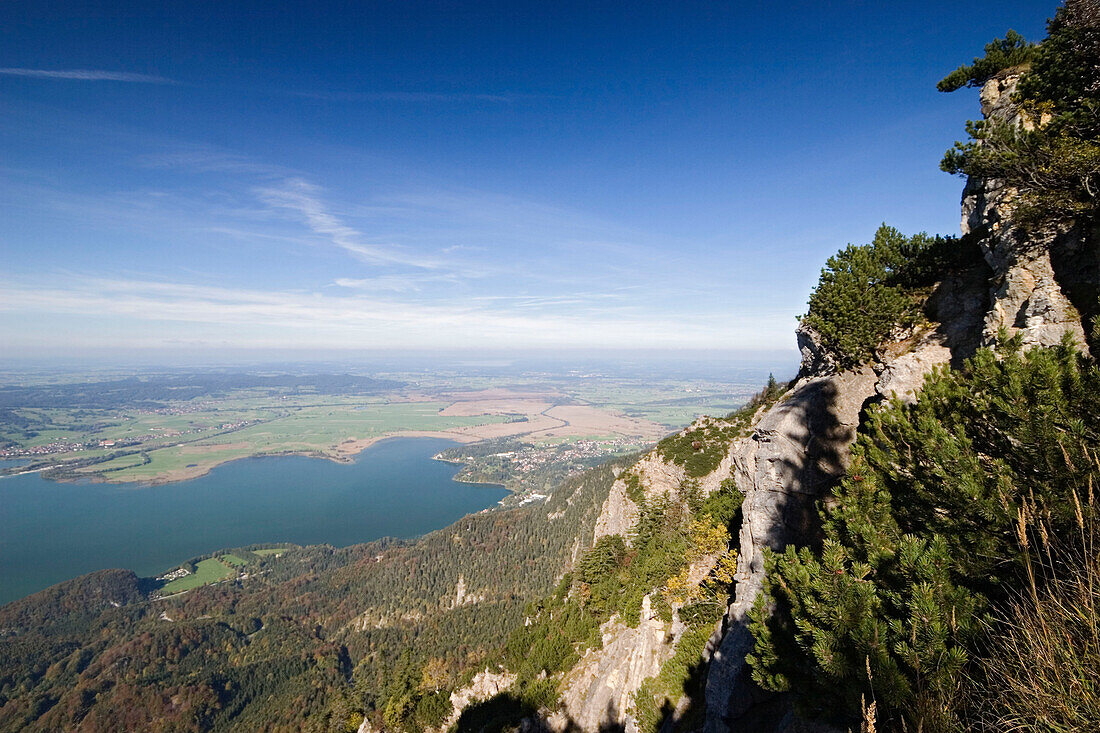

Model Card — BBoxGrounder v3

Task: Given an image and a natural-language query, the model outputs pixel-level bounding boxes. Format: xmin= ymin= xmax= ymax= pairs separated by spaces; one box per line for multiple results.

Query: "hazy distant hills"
xmin=0 ymin=373 xmax=405 ymax=409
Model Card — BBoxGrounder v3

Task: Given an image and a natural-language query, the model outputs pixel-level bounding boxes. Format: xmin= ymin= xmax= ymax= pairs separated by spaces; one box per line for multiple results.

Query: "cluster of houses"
xmin=506 ymin=438 xmax=641 ymax=474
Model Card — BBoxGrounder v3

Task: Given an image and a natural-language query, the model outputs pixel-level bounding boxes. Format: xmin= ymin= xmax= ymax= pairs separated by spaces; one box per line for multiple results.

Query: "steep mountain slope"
xmin=498 ymin=276 xmax=986 ymax=731
xmin=480 ymin=22 xmax=1097 ymax=729
xmin=469 ymin=12 xmax=1100 ymax=727
xmin=707 ymin=68 xmax=1096 ymax=730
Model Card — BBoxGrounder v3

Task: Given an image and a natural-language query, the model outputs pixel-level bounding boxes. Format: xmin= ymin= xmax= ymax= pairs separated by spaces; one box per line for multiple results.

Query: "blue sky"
xmin=0 ymin=1 xmax=1055 ymax=361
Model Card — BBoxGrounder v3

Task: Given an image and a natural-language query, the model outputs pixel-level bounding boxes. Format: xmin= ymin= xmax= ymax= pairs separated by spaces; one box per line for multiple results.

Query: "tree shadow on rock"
xmin=653 ymin=654 xmax=708 ymax=732
xmin=455 ymin=695 xmax=629 ymax=733
xmin=708 ymin=375 xmax=854 ymax=731
xmin=454 ymin=693 xmax=538 ymax=733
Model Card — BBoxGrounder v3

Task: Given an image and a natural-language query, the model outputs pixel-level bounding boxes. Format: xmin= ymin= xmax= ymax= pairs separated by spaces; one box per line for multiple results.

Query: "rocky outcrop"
xmin=795 ymin=323 xmax=838 ymax=377
xmin=359 ymin=670 xmax=518 ymax=733
xmin=593 ymin=434 xmax=736 ymax=547
xmin=701 ymin=300 xmax=985 ymax=730
xmin=553 ymin=357 xmax=890 ymax=732
xmin=965 ymin=172 xmax=1090 ymax=349
xmin=873 ymin=332 xmax=952 ymax=404
xmin=568 ymin=438 xmax=735 ymax=730
xmin=443 ymin=669 xmax=517 ymax=731
xmin=978 ymin=71 xmax=1025 ymax=124
xmin=552 ymin=595 xmax=673 ymax=732
xmin=556 ymin=345 xmax=964 ymax=730
xmin=450 ymin=574 xmax=484 ymax=608
xmin=701 ymin=248 xmax=990 ymax=731
xmin=702 ymin=364 xmax=879 ymax=731
xmin=961 ymin=71 xmax=1093 ymax=351
xmin=875 ymin=262 xmax=990 ymax=403
xmin=592 ymin=479 xmax=640 ymax=545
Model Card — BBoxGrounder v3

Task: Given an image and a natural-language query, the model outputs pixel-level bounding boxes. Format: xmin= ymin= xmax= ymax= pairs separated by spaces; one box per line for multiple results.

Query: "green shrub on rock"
xmin=749 ymin=337 xmax=1100 ymax=731
xmin=800 ymin=225 xmax=961 ymax=368
xmin=940 ymin=3 xmax=1100 ymax=228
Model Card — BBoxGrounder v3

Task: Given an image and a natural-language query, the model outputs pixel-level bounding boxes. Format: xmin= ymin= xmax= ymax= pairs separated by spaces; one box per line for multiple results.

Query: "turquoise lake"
xmin=0 ymin=438 xmax=506 ymax=605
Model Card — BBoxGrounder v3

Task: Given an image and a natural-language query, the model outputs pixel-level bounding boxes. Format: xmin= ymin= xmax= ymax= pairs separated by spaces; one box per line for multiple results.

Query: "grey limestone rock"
xmin=592 ymin=479 xmax=641 ymax=546
xmin=551 ymin=595 xmax=673 ymax=733
xmin=795 ymin=322 xmax=837 ymax=377
xmin=961 ymin=73 xmax=1092 ymax=352
xmin=702 ymin=366 xmax=878 ymax=732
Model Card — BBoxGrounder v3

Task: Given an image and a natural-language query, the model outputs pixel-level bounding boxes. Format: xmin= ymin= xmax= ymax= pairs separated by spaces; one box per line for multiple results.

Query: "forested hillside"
xmin=0 ymin=459 xmax=619 ymax=732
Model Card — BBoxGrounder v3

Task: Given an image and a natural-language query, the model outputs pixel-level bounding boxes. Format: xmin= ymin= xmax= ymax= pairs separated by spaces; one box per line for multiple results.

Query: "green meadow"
xmin=252 ymin=547 xmax=291 ymax=557
xmin=158 ymin=557 xmax=236 ymax=595
xmin=219 ymin=553 xmax=251 ymax=567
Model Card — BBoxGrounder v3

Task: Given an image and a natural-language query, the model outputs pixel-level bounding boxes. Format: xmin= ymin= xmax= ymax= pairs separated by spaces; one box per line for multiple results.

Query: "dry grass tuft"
xmin=977 ymin=488 xmax=1100 ymax=732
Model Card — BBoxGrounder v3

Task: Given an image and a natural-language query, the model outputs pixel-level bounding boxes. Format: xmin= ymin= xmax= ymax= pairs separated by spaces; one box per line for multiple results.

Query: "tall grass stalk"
xmin=977 ymin=473 xmax=1100 ymax=731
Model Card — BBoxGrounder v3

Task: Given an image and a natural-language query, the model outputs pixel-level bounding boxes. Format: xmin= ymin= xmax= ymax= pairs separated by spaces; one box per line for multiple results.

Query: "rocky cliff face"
xmin=433 ymin=73 xmax=1095 ymax=733
xmin=593 ymin=450 xmax=735 ymax=548
xmin=701 ymin=71 xmax=1094 ymax=732
xmin=701 ymin=294 xmax=988 ymax=730
xmin=702 ymin=365 xmax=878 ymax=731
xmin=548 ymin=443 xmax=736 ymax=730
xmin=551 ymin=594 xmax=674 ymax=733
xmin=962 ymin=71 xmax=1094 ymax=351
xmin=546 ymin=358 xmax=901 ymax=731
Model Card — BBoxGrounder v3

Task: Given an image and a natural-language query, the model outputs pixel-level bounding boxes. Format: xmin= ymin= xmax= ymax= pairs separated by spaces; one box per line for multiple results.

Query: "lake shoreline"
xmin=0 ymin=437 xmax=510 ymax=605
xmin=13 ymin=430 xmax=488 ymax=487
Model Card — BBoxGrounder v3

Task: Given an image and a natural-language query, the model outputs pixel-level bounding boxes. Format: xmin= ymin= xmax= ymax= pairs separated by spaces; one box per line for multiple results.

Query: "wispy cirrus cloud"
xmin=332 ymin=274 xmax=463 ymax=292
xmin=136 ymin=148 xmax=286 ymax=176
xmin=0 ymin=67 xmax=174 ymax=83
xmin=256 ymin=178 xmax=449 ymax=270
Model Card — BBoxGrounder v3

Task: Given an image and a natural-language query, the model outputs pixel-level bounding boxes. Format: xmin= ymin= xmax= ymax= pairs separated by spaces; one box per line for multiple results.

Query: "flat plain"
xmin=1 ymin=367 xmax=777 ymax=485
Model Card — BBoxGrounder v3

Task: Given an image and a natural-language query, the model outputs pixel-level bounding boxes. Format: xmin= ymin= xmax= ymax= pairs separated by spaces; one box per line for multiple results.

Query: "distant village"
xmin=510 ymin=438 xmax=639 ymax=473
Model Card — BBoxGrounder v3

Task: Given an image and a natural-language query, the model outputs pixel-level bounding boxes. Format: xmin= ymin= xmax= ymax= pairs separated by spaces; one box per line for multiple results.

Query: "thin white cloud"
xmin=331 ymin=274 xmax=468 ymax=292
xmin=256 ymin=178 xmax=448 ymax=270
xmin=0 ymin=275 xmax=792 ymax=351
xmin=0 ymin=68 xmax=173 ymax=83
xmin=136 ymin=149 xmax=285 ymax=176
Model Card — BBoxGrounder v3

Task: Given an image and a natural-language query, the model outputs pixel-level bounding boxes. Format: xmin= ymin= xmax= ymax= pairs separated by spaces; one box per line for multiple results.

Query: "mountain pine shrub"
xmin=749 ymin=336 xmax=1100 ymax=731
xmin=936 ymin=30 xmax=1038 ymax=92
xmin=940 ymin=1 xmax=1100 ymax=228
xmin=800 ymin=225 xmax=965 ymax=368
